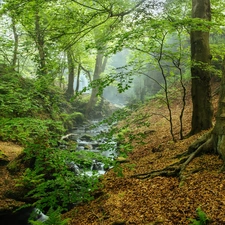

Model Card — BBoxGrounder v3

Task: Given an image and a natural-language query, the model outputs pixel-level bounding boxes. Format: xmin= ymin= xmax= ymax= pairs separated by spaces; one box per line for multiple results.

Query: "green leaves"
xmin=15 ymin=168 xmax=45 ymax=189
xmin=189 ymin=207 xmax=210 ymax=225
xmin=0 ymin=117 xmax=64 ymax=145
xmin=29 ymin=207 xmax=70 ymax=225
xmin=22 ymin=146 xmax=105 ymax=210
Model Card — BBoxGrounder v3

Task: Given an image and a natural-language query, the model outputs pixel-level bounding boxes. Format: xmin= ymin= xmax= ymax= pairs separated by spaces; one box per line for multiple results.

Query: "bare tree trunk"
xmin=189 ymin=0 xmax=213 ymax=135
xmin=11 ymin=18 xmax=18 ymax=71
xmin=187 ymin=56 xmax=225 ymax=171
xmin=86 ymin=49 xmax=107 ymax=117
xmin=75 ymin=63 xmax=81 ymax=93
xmin=212 ymin=56 xmax=225 ymax=168
xmin=66 ymin=49 xmax=75 ymax=99
xmin=35 ymin=7 xmax=47 ymax=76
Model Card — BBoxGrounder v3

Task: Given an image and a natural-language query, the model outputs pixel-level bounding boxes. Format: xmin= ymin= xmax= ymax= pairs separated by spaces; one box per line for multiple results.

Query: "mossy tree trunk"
xmin=190 ymin=0 xmax=213 ymax=135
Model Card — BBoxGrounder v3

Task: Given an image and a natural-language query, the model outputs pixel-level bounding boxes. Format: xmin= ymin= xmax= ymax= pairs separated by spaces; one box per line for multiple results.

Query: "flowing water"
xmin=66 ymin=120 xmax=118 ymax=176
xmin=1 ymin=120 xmax=117 ymax=224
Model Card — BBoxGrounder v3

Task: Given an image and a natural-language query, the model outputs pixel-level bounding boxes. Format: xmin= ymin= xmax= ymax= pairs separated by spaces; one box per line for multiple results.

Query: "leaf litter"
xmin=64 ymin=81 xmax=225 ymax=225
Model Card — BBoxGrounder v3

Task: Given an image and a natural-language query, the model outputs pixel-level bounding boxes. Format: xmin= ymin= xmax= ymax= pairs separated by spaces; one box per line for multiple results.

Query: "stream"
xmin=62 ymin=120 xmax=118 ymax=176
xmin=1 ymin=120 xmax=118 ymax=225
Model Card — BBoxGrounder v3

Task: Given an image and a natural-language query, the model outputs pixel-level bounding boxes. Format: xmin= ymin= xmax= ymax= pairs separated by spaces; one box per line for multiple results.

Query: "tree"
xmin=65 ymin=48 xmax=75 ymax=99
xmin=86 ymin=47 xmax=108 ymax=117
xmin=211 ymin=56 xmax=225 ymax=169
xmin=189 ymin=0 xmax=213 ymax=135
xmin=131 ymin=0 xmax=225 ymax=180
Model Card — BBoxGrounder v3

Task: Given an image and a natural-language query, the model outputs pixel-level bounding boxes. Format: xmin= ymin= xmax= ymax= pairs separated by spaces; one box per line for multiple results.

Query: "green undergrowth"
xmin=29 ymin=208 xmax=70 ymax=225
xmin=189 ymin=207 xmax=210 ymax=225
xmin=0 ymin=117 xmax=65 ymax=146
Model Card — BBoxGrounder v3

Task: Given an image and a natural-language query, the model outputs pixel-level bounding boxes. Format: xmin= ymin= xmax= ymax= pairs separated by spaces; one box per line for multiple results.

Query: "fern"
xmin=189 ymin=207 xmax=210 ymax=225
xmin=29 ymin=208 xmax=70 ymax=225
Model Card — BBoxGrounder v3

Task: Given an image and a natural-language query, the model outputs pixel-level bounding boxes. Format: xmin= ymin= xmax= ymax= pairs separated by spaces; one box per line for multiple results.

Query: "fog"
xmin=103 ymin=49 xmax=163 ymax=106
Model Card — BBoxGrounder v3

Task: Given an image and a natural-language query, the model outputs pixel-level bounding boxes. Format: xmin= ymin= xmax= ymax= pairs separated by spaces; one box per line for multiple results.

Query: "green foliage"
xmin=0 ymin=71 xmax=68 ymax=119
xmin=60 ymin=112 xmax=85 ymax=130
xmin=17 ymin=141 xmax=113 ymax=210
xmin=29 ymin=208 xmax=70 ymax=225
xmin=16 ymin=168 xmax=45 ymax=190
xmin=7 ymin=160 xmax=20 ymax=173
xmin=113 ymin=163 xmax=124 ymax=177
xmin=72 ymin=150 xmax=113 ymax=169
xmin=71 ymin=94 xmax=91 ymax=114
xmin=0 ymin=72 xmax=35 ymax=117
xmin=189 ymin=207 xmax=210 ymax=225
xmin=0 ymin=117 xmax=64 ymax=146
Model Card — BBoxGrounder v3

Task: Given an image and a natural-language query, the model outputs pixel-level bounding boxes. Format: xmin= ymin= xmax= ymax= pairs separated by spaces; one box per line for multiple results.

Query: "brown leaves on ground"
xmin=65 ymin=81 xmax=225 ymax=225
xmin=0 ymin=142 xmax=24 ymax=212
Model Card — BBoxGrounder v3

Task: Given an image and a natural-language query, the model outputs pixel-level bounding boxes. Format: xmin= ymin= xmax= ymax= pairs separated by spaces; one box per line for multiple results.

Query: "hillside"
xmin=0 ymin=80 xmax=224 ymax=225
xmin=64 ymin=80 xmax=225 ymax=225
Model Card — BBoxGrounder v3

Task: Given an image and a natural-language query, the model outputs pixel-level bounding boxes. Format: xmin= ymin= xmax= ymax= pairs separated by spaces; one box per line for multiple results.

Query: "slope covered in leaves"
xmin=64 ymin=81 xmax=225 ymax=225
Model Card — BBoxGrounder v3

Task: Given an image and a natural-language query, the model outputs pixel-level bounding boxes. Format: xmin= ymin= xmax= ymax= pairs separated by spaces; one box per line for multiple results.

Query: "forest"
xmin=0 ymin=0 xmax=225 ymax=224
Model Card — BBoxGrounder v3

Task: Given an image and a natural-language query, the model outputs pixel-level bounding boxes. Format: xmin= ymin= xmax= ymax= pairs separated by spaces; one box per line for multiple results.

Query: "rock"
xmin=84 ymin=144 xmax=93 ymax=150
xmin=80 ymin=134 xmax=93 ymax=142
xmin=116 ymin=157 xmax=129 ymax=163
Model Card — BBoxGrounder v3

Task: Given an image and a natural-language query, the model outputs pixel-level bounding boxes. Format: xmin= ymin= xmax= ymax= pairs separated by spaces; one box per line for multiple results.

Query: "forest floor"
xmin=64 ymin=80 xmax=225 ymax=225
xmin=1 ymin=81 xmax=225 ymax=224
xmin=0 ymin=141 xmax=25 ymax=211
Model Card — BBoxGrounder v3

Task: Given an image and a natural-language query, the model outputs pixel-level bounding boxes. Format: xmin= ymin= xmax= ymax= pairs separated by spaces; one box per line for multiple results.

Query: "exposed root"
xmin=131 ymin=131 xmax=214 ymax=181
xmin=131 ymin=158 xmax=187 ymax=179
xmin=131 ymin=166 xmax=180 ymax=179
xmin=179 ymin=135 xmax=213 ymax=181
xmin=187 ymin=131 xmax=212 ymax=154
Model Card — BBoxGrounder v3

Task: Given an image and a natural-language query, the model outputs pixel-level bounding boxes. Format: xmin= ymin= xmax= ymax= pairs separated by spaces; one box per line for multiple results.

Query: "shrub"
xmin=0 ymin=118 xmax=65 ymax=146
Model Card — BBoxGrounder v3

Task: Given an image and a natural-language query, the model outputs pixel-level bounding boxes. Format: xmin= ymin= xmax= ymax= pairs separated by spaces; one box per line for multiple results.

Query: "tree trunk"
xmin=86 ymin=49 xmax=107 ymax=117
xmin=35 ymin=7 xmax=47 ymax=76
xmin=212 ymin=56 xmax=225 ymax=166
xmin=66 ymin=49 xmax=75 ymax=99
xmin=189 ymin=0 xmax=213 ymax=135
xmin=11 ymin=18 xmax=18 ymax=71
xmin=75 ymin=63 xmax=81 ymax=93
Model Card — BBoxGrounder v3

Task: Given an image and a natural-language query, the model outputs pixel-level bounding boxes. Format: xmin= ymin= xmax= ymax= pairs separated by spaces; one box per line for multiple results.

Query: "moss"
xmin=60 ymin=112 xmax=85 ymax=130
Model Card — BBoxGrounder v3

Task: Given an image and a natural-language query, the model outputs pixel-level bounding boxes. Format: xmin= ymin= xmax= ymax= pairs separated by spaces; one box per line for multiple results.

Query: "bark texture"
xmin=212 ymin=56 xmax=225 ymax=167
xmin=190 ymin=0 xmax=213 ymax=135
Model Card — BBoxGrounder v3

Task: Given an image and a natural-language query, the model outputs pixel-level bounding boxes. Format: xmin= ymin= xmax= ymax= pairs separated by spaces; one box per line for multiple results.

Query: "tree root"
xmin=131 ymin=131 xmax=214 ymax=181
xmin=131 ymin=157 xmax=187 ymax=179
